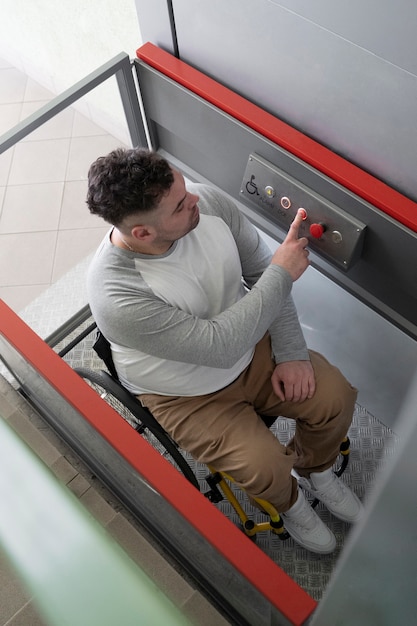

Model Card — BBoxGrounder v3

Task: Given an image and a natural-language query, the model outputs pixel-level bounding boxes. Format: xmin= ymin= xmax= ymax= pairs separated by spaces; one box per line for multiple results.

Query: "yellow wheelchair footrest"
xmin=206 ymin=467 xmax=290 ymax=540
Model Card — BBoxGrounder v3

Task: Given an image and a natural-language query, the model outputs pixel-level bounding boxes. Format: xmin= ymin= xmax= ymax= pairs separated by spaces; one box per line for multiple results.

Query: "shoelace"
xmin=284 ymin=497 xmax=317 ymax=530
xmin=311 ymin=474 xmax=348 ymax=505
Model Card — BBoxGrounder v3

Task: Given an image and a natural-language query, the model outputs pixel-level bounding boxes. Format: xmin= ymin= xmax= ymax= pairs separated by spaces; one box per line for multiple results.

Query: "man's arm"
xmin=203 ymin=186 xmax=315 ymax=401
xmin=201 ymin=185 xmax=310 ymax=363
xmin=91 ymin=263 xmax=293 ymax=369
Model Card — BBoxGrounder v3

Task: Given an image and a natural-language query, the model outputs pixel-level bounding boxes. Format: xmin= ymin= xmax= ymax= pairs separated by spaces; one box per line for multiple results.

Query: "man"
xmin=87 ymin=147 xmax=362 ymax=554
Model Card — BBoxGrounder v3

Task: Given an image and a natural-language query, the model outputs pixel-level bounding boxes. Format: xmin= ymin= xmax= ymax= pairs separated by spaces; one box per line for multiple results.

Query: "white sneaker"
xmin=281 ymin=490 xmax=336 ymax=554
xmin=294 ymin=468 xmax=364 ymax=523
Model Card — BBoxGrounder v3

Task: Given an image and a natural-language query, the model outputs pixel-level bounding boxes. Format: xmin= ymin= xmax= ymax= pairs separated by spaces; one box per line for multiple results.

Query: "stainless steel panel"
xmin=170 ymin=0 xmax=417 ymax=202
xmin=254 ymin=223 xmax=417 ymax=431
xmin=241 ymin=153 xmax=366 ymax=271
xmin=310 ymin=371 xmax=417 ymax=625
xmin=268 ymin=0 xmax=417 ymax=75
xmin=279 ymin=236 xmax=417 ymax=430
xmin=134 ymin=0 xmax=178 ymax=55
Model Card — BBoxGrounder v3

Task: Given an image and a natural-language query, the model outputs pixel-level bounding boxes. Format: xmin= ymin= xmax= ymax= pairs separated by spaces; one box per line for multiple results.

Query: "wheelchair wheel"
xmin=74 ymin=367 xmax=200 ymax=490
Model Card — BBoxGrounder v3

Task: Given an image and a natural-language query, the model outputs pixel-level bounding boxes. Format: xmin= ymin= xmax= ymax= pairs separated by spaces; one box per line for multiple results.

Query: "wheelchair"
xmin=60 ymin=322 xmax=350 ymax=542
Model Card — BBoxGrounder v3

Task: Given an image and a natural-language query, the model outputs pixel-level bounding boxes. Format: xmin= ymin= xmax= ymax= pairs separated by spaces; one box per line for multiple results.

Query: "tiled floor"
xmin=0 ymin=56 xmax=127 ymax=313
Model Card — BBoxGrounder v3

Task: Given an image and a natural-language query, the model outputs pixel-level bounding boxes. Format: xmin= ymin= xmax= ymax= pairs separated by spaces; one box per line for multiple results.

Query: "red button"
xmin=310 ymin=223 xmax=325 ymax=239
xmin=299 ymin=208 xmax=308 ymax=220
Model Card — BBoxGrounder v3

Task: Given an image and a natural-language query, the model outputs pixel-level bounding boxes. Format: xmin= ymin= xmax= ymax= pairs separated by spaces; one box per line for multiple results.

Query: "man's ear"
xmin=131 ymin=224 xmax=156 ymax=242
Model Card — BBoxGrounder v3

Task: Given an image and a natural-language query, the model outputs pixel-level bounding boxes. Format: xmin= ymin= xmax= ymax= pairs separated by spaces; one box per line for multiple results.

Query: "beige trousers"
xmin=140 ymin=333 xmax=357 ymax=512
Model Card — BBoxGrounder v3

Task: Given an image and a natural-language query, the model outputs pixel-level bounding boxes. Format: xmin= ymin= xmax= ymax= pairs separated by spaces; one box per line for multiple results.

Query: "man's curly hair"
xmin=86 ymin=148 xmax=174 ymax=226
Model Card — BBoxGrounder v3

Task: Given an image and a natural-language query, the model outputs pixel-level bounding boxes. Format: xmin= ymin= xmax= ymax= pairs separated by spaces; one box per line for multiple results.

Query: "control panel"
xmin=240 ymin=153 xmax=367 ymax=270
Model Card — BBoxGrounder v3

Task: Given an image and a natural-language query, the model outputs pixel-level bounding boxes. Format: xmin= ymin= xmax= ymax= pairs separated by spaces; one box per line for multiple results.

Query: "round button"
xmin=280 ymin=196 xmax=291 ymax=209
xmin=310 ymin=223 xmax=325 ymax=239
xmin=265 ymin=185 xmax=275 ymax=198
xmin=299 ymin=208 xmax=308 ymax=220
xmin=331 ymin=230 xmax=343 ymax=244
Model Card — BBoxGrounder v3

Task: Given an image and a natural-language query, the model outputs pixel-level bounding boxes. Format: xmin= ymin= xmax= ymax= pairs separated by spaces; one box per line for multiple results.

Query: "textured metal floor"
xmin=56 ymin=316 xmax=398 ymax=602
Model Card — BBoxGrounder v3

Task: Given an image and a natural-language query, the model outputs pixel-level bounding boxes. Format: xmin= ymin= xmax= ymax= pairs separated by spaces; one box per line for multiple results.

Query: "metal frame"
xmin=0 ymin=52 xmax=147 ymax=155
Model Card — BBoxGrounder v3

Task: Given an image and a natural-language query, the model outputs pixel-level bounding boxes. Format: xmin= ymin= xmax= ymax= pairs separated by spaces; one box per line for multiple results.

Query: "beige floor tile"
xmin=0 ymin=231 xmax=56 ymax=286
xmin=72 ymin=111 xmax=111 ymax=137
xmin=51 ymin=226 xmax=108 ymax=282
xmin=106 ymin=514 xmax=195 ymax=607
xmin=0 ymin=67 xmax=27 ymax=104
xmin=66 ymin=474 xmax=91 ymax=498
xmin=0 ymin=57 xmax=13 ymax=70
xmin=20 ymin=102 xmax=74 ymax=142
xmin=0 ymin=393 xmax=17 ymax=420
xmin=79 ymin=488 xmax=118 ymax=526
xmin=0 ymin=148 xmax=13 ymax=186
xmin=66 ymin=134 xmax=125 ymax=181
xmin=182 ymin=593 xmax=231 ymax=626
xmin=0 ymin=552 xmax=32 ymax=625
xmin=59 ymin=180 xmax=105 ymax=230
xmin=0 ymin=186 xmax=5 ymax=212
xmin=0 ymin=284 xmax=49 ymax=313
xmin=50 ymin=456 xmax=78 ymax=485
xmin=0 ymin=103 xmax=22 ymax=135
xmin=8 ymin=138 xmax=71 ymax=185
xmin=3 ymin=601 xmax=47 ymax=626
xmin=0 ymin=182 xmax=64 ymax=233
xmin=7 ymin=411 xmax=61 ymax=466
xmin=24 ymin=77 xmax=54 ymax=102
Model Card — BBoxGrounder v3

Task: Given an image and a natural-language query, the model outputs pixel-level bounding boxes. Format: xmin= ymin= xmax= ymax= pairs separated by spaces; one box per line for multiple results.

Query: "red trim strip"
xmin=137 ymin=42 xmax=417 ymax=233
xmin=0 ymin=299 xmax=316 ymax=625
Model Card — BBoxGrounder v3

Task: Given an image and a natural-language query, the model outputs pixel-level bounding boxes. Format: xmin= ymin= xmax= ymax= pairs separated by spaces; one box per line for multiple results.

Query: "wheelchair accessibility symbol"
xmin=245 ymin=175 xmax=259 ymax=195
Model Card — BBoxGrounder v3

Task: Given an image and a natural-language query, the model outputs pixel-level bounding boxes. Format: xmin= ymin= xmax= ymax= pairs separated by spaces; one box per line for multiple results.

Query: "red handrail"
xmin=0 ymin=299 xmax=316 ymax=625
xmin=137 ymin=42 xmax=417 ymax=233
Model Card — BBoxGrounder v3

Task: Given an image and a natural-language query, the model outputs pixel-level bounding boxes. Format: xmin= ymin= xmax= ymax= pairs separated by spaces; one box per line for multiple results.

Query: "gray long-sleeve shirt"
xmin=87 ymin=183 xmax=309 ymax=395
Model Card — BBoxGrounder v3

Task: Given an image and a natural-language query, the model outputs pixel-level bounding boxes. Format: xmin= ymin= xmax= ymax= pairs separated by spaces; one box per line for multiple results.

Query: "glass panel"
xmin=0 ymin=58 xmax=140 ymax=331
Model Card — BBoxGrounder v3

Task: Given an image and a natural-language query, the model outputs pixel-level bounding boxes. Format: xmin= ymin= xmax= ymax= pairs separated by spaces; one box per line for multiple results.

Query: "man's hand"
xmin=271 ymin=360 xmax=316 ymax=403
xmin=271 ymin=209 xmax=309 ymax=281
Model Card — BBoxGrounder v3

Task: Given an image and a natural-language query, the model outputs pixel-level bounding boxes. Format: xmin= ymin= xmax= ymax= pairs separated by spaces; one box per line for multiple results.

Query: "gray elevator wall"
xmin=171 ymin=0 xmax=417 ymax=202
xmin=310 ymin=372 xmax=417 ymax=625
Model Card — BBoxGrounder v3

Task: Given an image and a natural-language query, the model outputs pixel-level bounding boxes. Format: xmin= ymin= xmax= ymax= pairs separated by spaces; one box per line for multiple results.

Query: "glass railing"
xmin=0 ymin=415 xmax=191 ymax=626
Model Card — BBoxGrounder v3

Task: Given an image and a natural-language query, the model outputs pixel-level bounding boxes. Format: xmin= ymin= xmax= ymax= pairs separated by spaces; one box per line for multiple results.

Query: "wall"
xmin=310 ymin=372 xmax=417 ymax=625
xmin=169 ymin=0 xmax=417 ymax=203
xmin=0 ymin=0 xmax=143 ymax=143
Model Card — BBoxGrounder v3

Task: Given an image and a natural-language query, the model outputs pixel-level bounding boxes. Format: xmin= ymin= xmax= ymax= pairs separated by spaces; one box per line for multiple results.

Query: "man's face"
xmin=151 ymin=168 xmax=200 ymax=248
